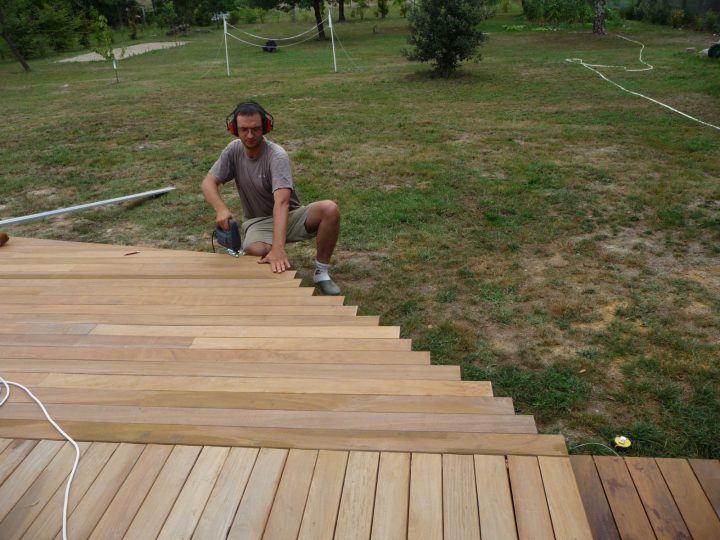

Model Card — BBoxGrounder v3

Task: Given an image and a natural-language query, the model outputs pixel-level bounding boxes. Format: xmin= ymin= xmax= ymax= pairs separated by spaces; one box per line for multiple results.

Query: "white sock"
xmin=314 ymin=260 xmax=331 ymax=283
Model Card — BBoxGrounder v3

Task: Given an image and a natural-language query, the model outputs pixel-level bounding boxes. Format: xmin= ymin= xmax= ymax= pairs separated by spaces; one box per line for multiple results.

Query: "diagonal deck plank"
xmin=0 ymin=359 xmax=459 ymax=380
xmin=0 ymin=346 xmax=426 ymax=364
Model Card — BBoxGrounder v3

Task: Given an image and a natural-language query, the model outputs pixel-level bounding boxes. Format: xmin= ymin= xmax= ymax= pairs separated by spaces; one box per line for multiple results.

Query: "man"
xmin=201 ymin=101 xmax=341 ymax=295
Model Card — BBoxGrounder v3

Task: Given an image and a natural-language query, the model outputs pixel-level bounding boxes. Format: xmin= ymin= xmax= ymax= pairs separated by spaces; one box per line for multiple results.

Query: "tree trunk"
xmin=339 ymin=0 xmax=346 ymax=22
xmin=313 ymin=0 xmax=326 ymax=40
xmin=0 ymin=31 xmax=31 ymax=72
xmin=0 ymin=6 xmax=30 ymax=72
xmin=593 ymin=0 xmax=606 ymax=35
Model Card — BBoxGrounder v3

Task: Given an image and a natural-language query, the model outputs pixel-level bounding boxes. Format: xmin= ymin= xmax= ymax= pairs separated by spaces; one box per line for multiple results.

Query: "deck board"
xmin=0 ymin=236 xmax=602 ymax=538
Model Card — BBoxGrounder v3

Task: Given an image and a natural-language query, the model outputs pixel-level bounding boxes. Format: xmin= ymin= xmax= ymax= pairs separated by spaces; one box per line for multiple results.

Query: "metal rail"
xmin=0 ymin=187 xmax=175 ymax=227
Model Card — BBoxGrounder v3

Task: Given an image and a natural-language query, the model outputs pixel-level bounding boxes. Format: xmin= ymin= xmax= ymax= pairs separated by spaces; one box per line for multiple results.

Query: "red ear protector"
xmin=226 ymin=101 xmax=274 ymax=136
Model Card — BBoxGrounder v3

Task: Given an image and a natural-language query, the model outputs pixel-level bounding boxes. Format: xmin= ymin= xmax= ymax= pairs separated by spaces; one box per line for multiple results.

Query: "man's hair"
xmin=235 ymin=102 xmax=265 ymax=118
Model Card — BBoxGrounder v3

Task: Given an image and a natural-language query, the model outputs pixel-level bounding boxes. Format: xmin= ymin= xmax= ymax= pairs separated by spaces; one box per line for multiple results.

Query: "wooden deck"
xmin=0 ymin=236 xmax=718 ymax=538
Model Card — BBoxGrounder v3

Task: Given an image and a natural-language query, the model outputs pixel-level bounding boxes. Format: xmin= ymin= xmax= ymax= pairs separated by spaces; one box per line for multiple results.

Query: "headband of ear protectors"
xmin=226 ymin=101 xmax=274 ymax=136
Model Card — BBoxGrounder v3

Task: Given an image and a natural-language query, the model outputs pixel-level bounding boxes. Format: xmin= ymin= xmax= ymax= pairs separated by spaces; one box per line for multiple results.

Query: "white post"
xmin=328 ymin=8 xmax=337 ymax=73
xmin=224 ymin=18 xmax=230 ymax=77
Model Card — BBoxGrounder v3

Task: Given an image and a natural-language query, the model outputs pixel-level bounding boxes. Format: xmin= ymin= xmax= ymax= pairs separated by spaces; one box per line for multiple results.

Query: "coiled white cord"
xmin=0 ymin=376 xmax=80 ymax=540
xmin=566 ymin=35 xmax=720 ymax=131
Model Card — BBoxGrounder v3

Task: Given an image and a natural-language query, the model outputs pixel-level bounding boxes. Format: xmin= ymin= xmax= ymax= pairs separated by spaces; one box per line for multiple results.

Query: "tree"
xmin=404 ymin=0 xmax=490 ymax=78
xmin=94 ymin=14 xmax=124 ymax=82
xmin=593 ymin=0 xmax=607 ymax=34
xmin=298 ymin=0 xmax=326 ymax=39
xmin=0 ymin=2 xmax=31 ymax=71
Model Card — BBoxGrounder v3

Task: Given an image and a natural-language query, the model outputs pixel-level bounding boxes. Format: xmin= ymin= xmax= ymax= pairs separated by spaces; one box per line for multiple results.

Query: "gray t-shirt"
xmin=209 ymin=139 xmax=302 ymax=219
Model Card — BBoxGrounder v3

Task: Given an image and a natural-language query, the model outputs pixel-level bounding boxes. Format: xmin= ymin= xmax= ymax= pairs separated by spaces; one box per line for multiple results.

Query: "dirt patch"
xmin=59 ymin=42 xmax=188 ymax=63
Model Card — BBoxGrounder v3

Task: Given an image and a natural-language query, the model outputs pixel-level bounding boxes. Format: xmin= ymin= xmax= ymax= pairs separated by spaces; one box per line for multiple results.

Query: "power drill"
xmin=213 ymin=219 xmax=243 ymax=257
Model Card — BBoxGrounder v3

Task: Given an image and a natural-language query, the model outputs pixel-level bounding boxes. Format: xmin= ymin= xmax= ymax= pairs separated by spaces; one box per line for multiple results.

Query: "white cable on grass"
xmin=0 ymin=376 xmax=80 ymax=540
xmin=227 ymin=19 xmax=328 ymax=41
xmin=569 ymin=442 xmax=620 ymax=457
xmin=566 ymin=35 xmax=720 ymax=131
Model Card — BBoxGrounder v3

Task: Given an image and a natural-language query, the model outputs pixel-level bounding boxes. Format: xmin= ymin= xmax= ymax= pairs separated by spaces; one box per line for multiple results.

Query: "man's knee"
xmin=319 ymin=200 xmax=340 ymax=222
xmin=245 ymin=242 xmax=271 ymax=256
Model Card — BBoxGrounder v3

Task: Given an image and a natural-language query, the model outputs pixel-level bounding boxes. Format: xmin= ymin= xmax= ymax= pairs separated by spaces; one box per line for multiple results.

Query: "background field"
xmin=2 ymin=6 xmax=719 ymax=457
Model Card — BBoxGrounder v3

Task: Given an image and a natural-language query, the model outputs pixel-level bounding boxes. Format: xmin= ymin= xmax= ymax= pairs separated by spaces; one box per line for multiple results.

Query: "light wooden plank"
xmin=626 ymin=457 xmax=691 ymax=540
xmin=443 ymin=453 xmax=480 ymax=540
xmin=124 ymin=445 xmax=202 ymax=540
xmin=656 ymin=457 xmax=720 ymax=540
xmin=0 ymin=303 xmax=357 ymax=316
xmin=58 ymin=442 xmax=144 ymax=540
xmin=158 ymin=445 xmax=230 ymax=540
xmin=408 ymin=453 xmax=443 ymax=540
xmin=21 ymin=442 xmax=118 ymax=539
xmin=0 ymin=439 xmax=38 ymax=485
xmin=89 ymin=444 xmax=173 ymax=540
xmin=335 ymin=451 xmax=380 ymax=540
xmin=474 ymin=454 xmax=517 ymax=539
xmin=0 ymin=442 xmax=91 ymax=540
xmin=539 ymin=456 xmax=593 ymax=540
xmin=0 ymin=346 xmax=426 ymax=365
xmin=0 ymin=403 xmax=534 ymax=434
xmin=193 ymin=447 xmax=259 ymax=539
xmin=594 ymin=456 xmax=655 ymax=539
xmin=191 ymin=337 xmax=411 ymax=351
xmin=0 ymin=440 xmax=64 ymax=521
xmin=0 ymin=313 xmax=377 ymax=326
xmin=569 ymin=455 xmax=619 ymax=540
xmin=0 ymin=285 xmax=310 ymax=296
xmin=90 ymin=324 xmax=400 ymax=339
xmin=371 ymin=452 xmax=410 ymax=540
xmin=0 ymin=278 xmax=301 ymax=288
xmin=0 ymin=263 xmax=297 ymax=277
xmin=0 ymin=333 xmax=194 ymax=348
xmin=298 ymin=450 xmax=349 ymax=540
xmin=507 ymin=455 xmax=554 ymax=540
xmin=2 ymin=372 xmax=493 ymax=397
xmin=0 ymin=294 xmax=354 ymax=307
xmin=0 ymin=422 xmax=567 ymax=456
xmin=689 ymin=459 xmax=720 ymax=520
xmin=8 ymin=388 xmax=509 ymax=415
xmin=0 ymin=439 xmax=13 ymax=454
xmin=263 ymin=449 xmax=318 ymax=540
xmin=0 ymin=359 xmax=456 ymax=381
xmin=228 ymin=447 xmax=289 ymax=540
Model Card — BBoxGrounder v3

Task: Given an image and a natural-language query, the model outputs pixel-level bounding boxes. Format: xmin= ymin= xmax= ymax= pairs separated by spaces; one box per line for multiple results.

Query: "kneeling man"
xmin=201 ymin=101 xmax=341 ymax=295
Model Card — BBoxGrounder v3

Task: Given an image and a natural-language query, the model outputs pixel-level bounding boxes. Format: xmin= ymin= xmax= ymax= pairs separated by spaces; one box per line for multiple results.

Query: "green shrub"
xmin=633 ymin=0 xmax=672 ymax=25
xmin=522 ymin=0 xmax=591 ymax=24
xmin=705 ymin=9 xmax=719 ymax=32
xmin=404 ymin=0 xmax=491 ymax=78
xmin=669 ymin=8 xmax=684 ymax=28
xmin=229 ymin=7 xmax=265 ymax=24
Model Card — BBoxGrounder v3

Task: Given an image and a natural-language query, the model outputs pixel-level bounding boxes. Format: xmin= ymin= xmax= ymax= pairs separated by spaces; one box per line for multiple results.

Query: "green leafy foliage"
xmin=0 ymin=0 xmax=83 ymax=58
xmin=521 ymin=0 xmax=592 ymax=24
xmin=403 ymin=0 xmax=491 ymax=77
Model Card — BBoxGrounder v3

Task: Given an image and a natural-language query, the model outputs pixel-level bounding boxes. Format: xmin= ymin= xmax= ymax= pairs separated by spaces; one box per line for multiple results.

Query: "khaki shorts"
xmin=241 ymin=204 xmax=317 ymax=250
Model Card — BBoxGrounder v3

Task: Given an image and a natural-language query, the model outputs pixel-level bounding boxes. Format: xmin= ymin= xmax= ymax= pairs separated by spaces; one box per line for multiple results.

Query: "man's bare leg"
xmin=245 ymin=242 xmax=272 ymax=257
xmin=304 ymin=200 xmax=340 ymax=264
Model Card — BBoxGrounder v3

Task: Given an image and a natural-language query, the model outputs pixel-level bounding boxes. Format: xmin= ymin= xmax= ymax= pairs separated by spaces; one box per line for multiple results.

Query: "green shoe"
xmin=315 ymin=279 xmax=341 ymax=296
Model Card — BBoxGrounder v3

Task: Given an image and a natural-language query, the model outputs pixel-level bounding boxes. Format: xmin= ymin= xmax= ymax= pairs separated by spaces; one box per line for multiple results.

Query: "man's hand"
xmin=215 ymin=208 xmax=234 ymax=231
xmin=259 ymin=246 xmax=291 ymax=273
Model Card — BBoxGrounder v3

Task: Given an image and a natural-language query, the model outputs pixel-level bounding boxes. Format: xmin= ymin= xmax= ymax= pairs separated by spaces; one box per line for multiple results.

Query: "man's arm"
xmin=259 ymin=188 xmax=291 ymax=273
xmin=201 ymin=173 xmax=234 ymax=230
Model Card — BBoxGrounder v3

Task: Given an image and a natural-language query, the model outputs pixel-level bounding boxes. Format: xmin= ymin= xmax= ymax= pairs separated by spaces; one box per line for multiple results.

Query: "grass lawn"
xmin=1 ymin=5 xmax=719 ymax=458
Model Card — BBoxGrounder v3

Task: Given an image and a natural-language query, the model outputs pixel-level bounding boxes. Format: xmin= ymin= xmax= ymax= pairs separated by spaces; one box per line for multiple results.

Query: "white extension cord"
xmin=566 ymin=35 xmax=720 ymax=131
xmin=0 ymin=376 xmax=80 ymax=540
